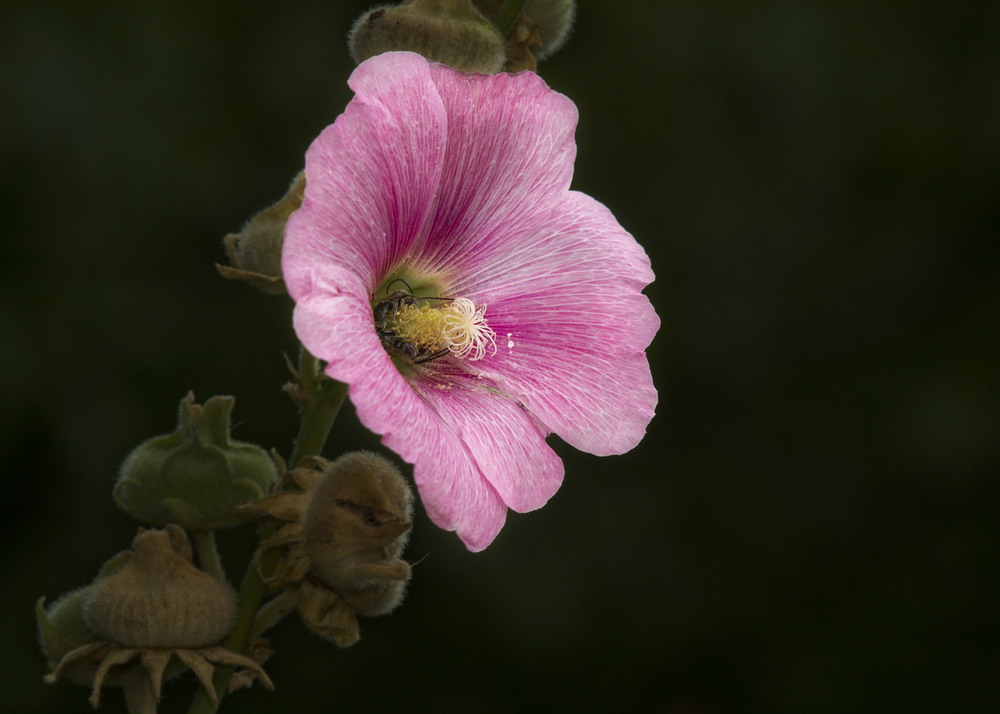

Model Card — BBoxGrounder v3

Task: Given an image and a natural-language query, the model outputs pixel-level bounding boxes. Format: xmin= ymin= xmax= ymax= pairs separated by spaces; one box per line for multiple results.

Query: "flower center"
xmin=385 ymin=297 xmax=496 ymax=362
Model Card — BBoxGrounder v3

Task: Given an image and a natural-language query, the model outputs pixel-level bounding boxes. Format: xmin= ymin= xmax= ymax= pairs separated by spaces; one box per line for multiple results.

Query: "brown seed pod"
xmin=84 ymin=526 xmax=237 ymax=649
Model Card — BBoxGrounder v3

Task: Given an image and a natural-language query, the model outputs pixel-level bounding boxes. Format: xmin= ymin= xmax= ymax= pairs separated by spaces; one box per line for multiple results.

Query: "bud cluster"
xmin=242 ymin=451 xmax=415 ymax=646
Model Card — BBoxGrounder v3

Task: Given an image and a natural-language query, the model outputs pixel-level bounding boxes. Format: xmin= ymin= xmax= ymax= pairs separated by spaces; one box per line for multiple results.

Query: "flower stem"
xmin=288 ymin=348 xmax=348 ymax=468
xmin=185 ymin=347 xmax=347 ymax=714
xmin=496 ymin=0 xmax=529 ymax=39
xmin=250 ymin=588 xmax=299 ymax=639
xmin=192 ymin=530 xmax=225 ymax=581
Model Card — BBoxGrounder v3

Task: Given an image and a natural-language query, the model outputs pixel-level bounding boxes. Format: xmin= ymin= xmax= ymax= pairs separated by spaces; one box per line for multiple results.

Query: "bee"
xmin=372 ymin=282 xmax=452 ymax=364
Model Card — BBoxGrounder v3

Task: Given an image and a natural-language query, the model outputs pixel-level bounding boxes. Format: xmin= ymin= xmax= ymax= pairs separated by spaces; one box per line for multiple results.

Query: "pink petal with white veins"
xmin=461 ymin=191 xmax=659 ymax=455
xmin=410 ymin=60 xmax=578 ymax=274
xmin=283 ymin=53 xmax=447 ymax=295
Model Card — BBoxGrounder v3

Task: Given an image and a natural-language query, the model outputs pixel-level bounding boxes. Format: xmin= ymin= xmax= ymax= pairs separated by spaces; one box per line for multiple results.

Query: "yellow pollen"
xmin=388 ymin=298 xmax=497 ymax=362
xmin=388 ymin=304 xmax=449 ymax=353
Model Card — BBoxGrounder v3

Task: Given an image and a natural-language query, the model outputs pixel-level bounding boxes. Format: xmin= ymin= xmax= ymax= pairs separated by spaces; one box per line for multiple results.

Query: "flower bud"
xmin=349 ymin=0 xmax=505 ymax=74
xmin=114 ymin=393 xmax=278 ymax=530
xmin=84 ymin=526 xmax=238 ymax=649
xmin=217 ymin=171 xmax=305 ymax=295
xmin=472 ymin=0 xmax=575 ymax=70
xmin=37 ymin=590 xmax=96 ymax=669
xmin=36 ymin=551 xmax=149 ymax=689
xmin=303 ymin=451 xmax=415 ymax=616
xmin=241 ymin=452 xmax=416 ymax=647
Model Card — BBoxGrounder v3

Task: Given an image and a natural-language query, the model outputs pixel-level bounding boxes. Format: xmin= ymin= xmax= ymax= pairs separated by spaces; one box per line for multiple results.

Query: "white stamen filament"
xmin=441 ymin=298 xmax=497 ymax=361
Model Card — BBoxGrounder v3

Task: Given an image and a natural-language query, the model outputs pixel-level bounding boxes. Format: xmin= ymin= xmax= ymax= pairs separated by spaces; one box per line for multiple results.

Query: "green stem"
xmin=192 ymin=530 xmax=225 ymax=581
xmin=291 ymin=377 xmax=346 ymax=464
xmin=250 ymin=588 xmax=299 ymax=639
xmin=496 ymin=0 xmax=529 ymax=39
xmin=288 ymin=349 xmax=348 ymax=468
xmin=186 ymin=346 xmax=347 ymax=714
xmin=187 ymin=547 xmax=277 ymax=713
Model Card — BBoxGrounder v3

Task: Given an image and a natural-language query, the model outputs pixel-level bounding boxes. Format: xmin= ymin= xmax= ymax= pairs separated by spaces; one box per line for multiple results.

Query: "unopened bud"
xmin=303 ymin=451 xmax=414 ymax=616
xmin=473 ymin=0 xmax=575 ymax=70
xmin=218 ymin=170 xmax=305 ymax=295
xmin=114 ymin=393 xmax=279 ymax=530
xmin=242 ymin=451 xmax=415 ymax=647
xmin=43 ymin=527 xmax=272 ymax=708
xmin=350 ymin=0 xmax=505 ymax=74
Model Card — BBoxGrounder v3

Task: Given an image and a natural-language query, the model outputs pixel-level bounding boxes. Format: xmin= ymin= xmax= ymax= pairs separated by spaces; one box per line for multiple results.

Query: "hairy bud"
xmin=350 ymin=0 xmax=505 ymax=74
xmin=35 ymin=552 xmax=129 ymax=687
xmin=303 ymin=451 xmax=414 ymax=616
xmin=218 ymin=170 xmax=305 ymax=295
xmin=241 ymin=451 xmax=415 ymax=647
xmin=473 ymin=0 xmax=575 ymax=71
xmin=43 ymin=526 xmax=272 ymax=708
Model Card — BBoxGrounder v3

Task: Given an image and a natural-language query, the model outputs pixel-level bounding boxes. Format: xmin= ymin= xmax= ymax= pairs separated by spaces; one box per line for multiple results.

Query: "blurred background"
xmin=2 ymin=1 xmax=998 ymax=712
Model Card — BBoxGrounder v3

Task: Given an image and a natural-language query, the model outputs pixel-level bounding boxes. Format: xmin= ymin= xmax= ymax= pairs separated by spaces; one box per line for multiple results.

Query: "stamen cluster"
xmin=441 ymin=297 xmax=497 ymax=361
xmin=388 ymin=298 xmax=497 ymax=362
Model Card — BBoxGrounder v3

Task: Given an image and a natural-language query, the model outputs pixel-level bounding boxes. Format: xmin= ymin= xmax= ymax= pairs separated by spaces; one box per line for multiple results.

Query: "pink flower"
xmin=283 ymin=52 xmax=658 ymax=551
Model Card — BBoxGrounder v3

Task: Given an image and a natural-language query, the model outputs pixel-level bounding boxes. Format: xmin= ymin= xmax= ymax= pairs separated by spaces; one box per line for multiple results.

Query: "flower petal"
xmin=408 ymin=59 xmax=579 ymax=277
xmin=284 ymin=53 xmax=659 ymax=550
xmin=461 ymin=191 xmax=659 ymax=455
xmin=283 ymin=52 xmax=448 ymax=296
xmin=409 ymin=369 xmax=565 ymax=515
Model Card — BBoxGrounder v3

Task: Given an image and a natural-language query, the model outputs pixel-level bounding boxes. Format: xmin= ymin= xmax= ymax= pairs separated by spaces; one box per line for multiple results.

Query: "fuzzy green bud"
xmin=473 ymin=0 xmax=575 ymax=60
xmin=349 ymin=0 xmax=505 ymax=74
xmin=114 ymin=393 xmax=278 ymax=530
xmin=218 ymin=170 xmax=304 ymax=295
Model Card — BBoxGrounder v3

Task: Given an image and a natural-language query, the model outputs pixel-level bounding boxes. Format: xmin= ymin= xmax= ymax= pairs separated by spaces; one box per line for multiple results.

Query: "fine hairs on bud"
xmin=113 ymin=392 xmax=279 ymax=531
xmin=237 ymin=452 xmax=416 ymax=647
xmin=303 ymin=451 xmax=415 ymax=617
xmin=523 ymin=0 xmax=576 ymax=60
xmin=466 ymin=0 xmax=576 ymax=72
xmin=349 ymin=0 xmax=505 ymax=74
xmin=218 ymin=170 xmax=305 ymax=294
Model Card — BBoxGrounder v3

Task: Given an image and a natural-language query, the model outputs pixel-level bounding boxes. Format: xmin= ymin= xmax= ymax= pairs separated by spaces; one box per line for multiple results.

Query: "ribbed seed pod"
xmin=84 ymin=526 xmax=237 ymax=649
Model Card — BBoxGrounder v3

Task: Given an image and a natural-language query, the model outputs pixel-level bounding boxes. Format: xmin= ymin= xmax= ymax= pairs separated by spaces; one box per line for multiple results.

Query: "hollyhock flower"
xmin=283 ymin=52 xmax=658 ymax=551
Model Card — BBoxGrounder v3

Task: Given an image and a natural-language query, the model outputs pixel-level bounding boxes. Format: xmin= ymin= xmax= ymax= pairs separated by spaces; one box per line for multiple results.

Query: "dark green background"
xmin=2 ymin=2 xmax=998 ymax=712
